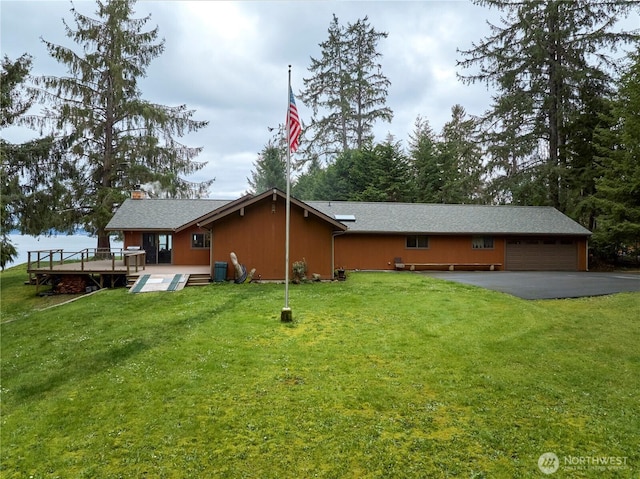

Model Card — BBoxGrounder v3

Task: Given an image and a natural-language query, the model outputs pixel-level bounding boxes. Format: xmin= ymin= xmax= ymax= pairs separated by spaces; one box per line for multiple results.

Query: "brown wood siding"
xmin=172 ymin=226 xmax=210 ymax=265
xmin=123 ymin=229 xmax=209 ymax=265
xmin=124 ymin=231 xmax=142 ymax=249
xmin=505 ymin=237 xmax=580 ymax=271
xmin=210 ymin=196 xmax=335 ymax=280
xmin=334 ymin=234 xmax=506 ymax=270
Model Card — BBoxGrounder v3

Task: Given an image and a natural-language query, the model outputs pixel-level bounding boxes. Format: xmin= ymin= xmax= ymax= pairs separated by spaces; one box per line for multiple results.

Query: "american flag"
xmin=287 ymin=86 xmax=301 ymax=153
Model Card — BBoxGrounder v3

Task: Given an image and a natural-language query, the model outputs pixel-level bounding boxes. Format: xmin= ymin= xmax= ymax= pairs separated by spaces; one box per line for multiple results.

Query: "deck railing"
xmin=27 ymin=248 xmax=146 ymax=275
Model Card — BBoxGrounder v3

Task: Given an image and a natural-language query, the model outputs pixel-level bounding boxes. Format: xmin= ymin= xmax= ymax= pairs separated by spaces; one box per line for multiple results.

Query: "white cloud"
xmin=2 ymin=0 xmax=503 ymax=198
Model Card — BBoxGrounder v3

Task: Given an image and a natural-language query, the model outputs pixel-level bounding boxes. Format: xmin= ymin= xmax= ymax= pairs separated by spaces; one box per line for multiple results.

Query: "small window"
xmin=406 ymin=235 xmax=429 ymax=249
xmin=472 ymin=236 xmax=494 ymax=249
xmin=192 ymin=233 xmax=210 ymax=249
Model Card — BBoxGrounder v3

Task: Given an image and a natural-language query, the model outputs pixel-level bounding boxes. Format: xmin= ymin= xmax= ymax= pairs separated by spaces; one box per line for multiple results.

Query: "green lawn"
xmin=1 ymin=266 xmax=638 ymax=478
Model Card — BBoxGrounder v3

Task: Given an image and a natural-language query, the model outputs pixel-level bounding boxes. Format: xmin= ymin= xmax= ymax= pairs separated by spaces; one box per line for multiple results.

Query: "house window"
xmin=192 ymin=233 xmax=210 ymax=249
xmin=472 ymin=236 xmax=494 ymax=249
xmin=406 ymin=235 xmax=429 ymax=249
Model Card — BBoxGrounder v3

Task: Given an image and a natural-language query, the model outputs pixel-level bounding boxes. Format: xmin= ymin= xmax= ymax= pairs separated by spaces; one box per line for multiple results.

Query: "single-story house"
xmin=105 ymin=188 xmax=592 ymax=279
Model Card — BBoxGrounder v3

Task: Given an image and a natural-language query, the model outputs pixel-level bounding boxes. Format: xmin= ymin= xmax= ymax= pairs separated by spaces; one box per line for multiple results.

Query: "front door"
xmin=143 ymin=233 xmax=156 ymax=264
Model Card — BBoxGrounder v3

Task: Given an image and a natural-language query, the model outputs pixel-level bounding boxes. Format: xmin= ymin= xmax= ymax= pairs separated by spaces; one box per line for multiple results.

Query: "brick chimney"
xmin=131 ymin=185 xmax=145 ymax=199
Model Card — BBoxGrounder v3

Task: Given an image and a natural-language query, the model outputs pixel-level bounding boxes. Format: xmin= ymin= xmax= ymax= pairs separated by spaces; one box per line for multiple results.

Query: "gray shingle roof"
xmin=106 ymin=199 xmax=230 ymax=231
xmin=106 ymin=197 xmax=591 ymax=236
xmin=307 ymin=201 xmax=592 ymax=236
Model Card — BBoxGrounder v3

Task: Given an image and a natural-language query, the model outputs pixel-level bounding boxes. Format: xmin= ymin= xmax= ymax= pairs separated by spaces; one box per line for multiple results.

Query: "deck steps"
xmin=186 ymin=273 xmax=211 ymax=286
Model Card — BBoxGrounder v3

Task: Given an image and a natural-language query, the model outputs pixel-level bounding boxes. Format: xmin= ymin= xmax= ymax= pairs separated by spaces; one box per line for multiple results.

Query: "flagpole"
xmin=281 ymin=65 xmax=293 ymax=322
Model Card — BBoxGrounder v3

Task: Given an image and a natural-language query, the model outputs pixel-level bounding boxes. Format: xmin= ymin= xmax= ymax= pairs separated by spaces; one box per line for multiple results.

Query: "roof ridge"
xmin=307 ymin=200 xmax=558 ymax=208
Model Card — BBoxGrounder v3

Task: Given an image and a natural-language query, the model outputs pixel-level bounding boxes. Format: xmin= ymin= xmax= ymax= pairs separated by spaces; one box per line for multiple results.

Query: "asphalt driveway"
xmin=420 ymin=271 xmax=640 ymax=300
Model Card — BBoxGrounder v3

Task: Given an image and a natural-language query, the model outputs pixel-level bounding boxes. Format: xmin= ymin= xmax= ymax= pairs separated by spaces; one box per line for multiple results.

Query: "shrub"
xmin=292 ymin=258 xmax=307 ymax=283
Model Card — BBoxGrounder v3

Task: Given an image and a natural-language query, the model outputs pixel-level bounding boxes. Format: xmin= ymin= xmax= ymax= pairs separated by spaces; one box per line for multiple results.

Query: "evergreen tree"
xmin=301 ymin=14 xmax=392 ymax=162
xmin=292 ymin=156 xmax=327 ymax=200
xmin=345 ymin=18 xmax=394 ymax=150
xmin=438 ymin=105 xmax=486 ymax=203
xmin=351 ymin=137 xmax=413 ymax=202
xmin=321 ymin=139 xmax=413 ymax=202
xmin=34 ymin=0 xmax=210 ymax=250
xmin=247 ymin=141 xmax=287 ymax=194
xmin=1 ymin=54 xmax=78 ymax=267
xmin=566 ymin=73 xmax=615 ymax=231
xmin=458 ymin=0 xmax=639 ymax=212
xmin=592 ymin=49 xmax=640 ymax=264
xmin=408 ymin=116 xmax=443 ymax=203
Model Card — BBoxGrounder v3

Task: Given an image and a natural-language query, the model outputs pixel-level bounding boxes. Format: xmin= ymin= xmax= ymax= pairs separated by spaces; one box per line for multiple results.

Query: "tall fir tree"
xmin=458 ymin=0 xmax=639 ymax=212
xmin=292 ymin=156 xmax=327 ymax=200
xmin=592 ymin=49 xmax=640 ymax=263
xmin=566 ymin=73 xmax=615 ymax=231
xmin=1 ymin=54 xmax=79 ymax=267
xmin=34 ymin=0 xmax=210 ymax=250
xmin=247 ymin=141 xmax=287 ymax=194
xmin=351 ymin=137 xmax=414 ymax=202
xmin=408 ymin=116 xmax=443 ymax=203
xmin=300 ymin=14 xmax=392 ymax=162
xmin=438 ymin=105 xmax=486 ymax=204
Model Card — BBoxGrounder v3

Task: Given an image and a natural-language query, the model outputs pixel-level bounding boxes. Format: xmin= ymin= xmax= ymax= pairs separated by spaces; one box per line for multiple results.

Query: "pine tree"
xmin=301 ymin=14 xmax=392 ymax=162
xmin=34 ymin=0 xmax=210 ymax=250
xmin=458 ymin=0 xmax=639 ymax=212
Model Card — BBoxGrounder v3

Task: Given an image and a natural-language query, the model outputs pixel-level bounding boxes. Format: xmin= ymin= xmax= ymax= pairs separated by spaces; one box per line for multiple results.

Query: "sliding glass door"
xmin=142 ymin=233 xmax=172 ymax=264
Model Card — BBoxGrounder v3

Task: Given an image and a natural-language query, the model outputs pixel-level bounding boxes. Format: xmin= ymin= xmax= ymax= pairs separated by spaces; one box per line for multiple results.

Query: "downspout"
xmin=503 ymin=237 xmax=507 ymax=271
xmin=197 ymin=223 xmax=214 ymax=280
xmin=585 ymin=237 xmax=589 ymax=272
xmin=209 ymin=226 xmax=214 ymax=280
xmin=332 ymin=230 xmax=348 ymax=277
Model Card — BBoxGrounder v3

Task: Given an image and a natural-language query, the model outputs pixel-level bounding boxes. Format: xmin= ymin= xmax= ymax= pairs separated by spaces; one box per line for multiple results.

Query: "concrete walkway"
xmin=420 ymin=271 xmax=640 ymax=300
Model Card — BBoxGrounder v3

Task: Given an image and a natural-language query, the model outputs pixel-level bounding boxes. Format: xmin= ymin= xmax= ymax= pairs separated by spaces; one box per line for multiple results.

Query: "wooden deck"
xmin=27 ymin=248 xmax=146 ymax=274
xmin=26 ymin=248 xmax=212 ymax=291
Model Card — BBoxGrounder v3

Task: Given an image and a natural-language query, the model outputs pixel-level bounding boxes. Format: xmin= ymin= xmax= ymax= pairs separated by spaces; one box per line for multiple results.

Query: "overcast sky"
xmin=2 ymin=0 xmax=508 ymax=199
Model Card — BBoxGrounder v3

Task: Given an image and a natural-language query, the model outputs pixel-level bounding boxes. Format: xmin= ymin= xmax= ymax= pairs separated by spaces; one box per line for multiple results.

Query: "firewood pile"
xmin=55 ymin=275 xmax=89 ymax=294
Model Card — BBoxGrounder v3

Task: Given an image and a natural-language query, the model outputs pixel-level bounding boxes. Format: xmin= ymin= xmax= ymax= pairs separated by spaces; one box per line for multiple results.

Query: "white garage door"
xmin=506 ymin=238 xmax=578 ymax=271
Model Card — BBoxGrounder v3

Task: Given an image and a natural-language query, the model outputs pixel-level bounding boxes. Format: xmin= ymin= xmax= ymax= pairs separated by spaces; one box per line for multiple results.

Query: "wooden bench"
xmin=394 ymin=258 xmax=501 ymax=271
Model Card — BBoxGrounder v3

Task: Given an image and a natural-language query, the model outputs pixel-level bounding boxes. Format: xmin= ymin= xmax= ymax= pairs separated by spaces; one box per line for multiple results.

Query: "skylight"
xmin=335 ymin=214 xmax=356 ymax=222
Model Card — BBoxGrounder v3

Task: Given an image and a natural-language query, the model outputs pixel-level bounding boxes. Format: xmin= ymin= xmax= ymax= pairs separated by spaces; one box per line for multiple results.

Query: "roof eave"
xmin=198 ymin=188 xmax=348 ymax=231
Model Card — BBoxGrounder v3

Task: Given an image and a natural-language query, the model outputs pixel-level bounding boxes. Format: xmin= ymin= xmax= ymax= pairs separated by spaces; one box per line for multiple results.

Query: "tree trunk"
xmin=547 ymin=4 xmax=561 ymax=210
xmin=97 ymin=229 xmax=111 ymax=257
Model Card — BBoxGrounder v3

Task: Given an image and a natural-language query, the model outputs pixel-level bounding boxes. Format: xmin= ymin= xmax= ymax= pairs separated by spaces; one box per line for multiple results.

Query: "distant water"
xmin=4 ymin=234 xmax=124 ymax=268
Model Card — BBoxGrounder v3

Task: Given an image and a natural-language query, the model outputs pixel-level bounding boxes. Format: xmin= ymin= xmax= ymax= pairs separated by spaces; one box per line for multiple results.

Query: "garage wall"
xmin=334 ymin=234 xmax=588 ymax=271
